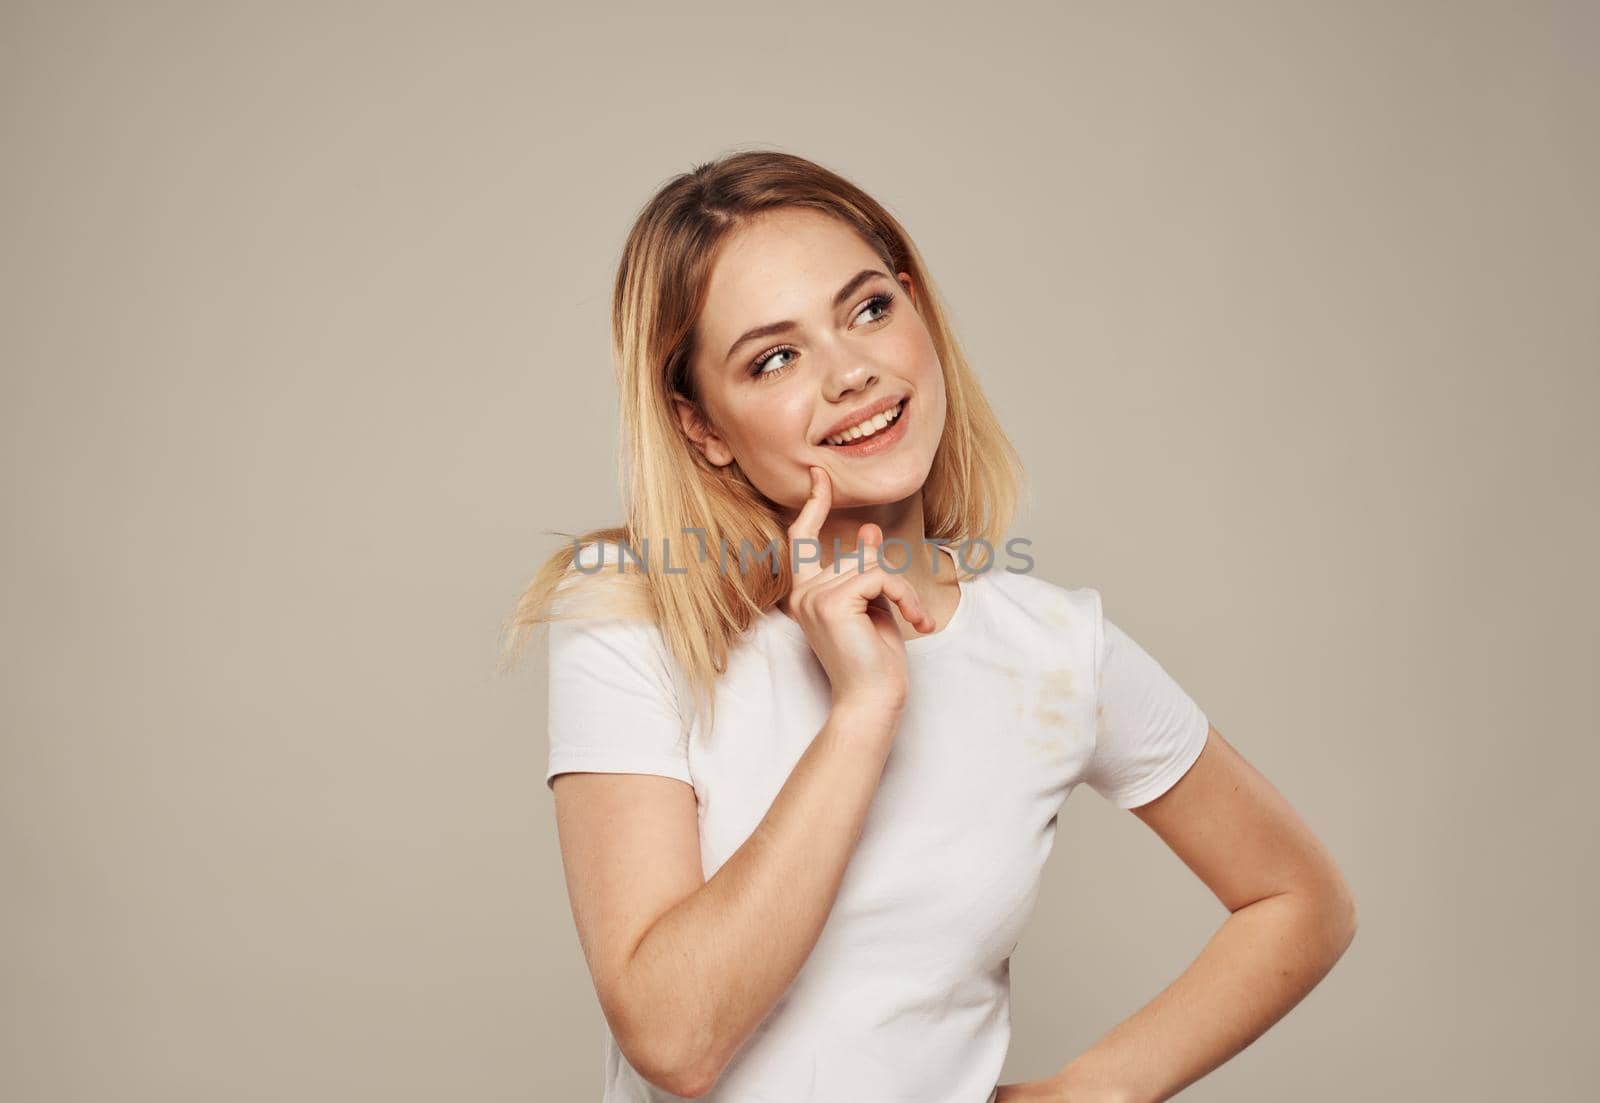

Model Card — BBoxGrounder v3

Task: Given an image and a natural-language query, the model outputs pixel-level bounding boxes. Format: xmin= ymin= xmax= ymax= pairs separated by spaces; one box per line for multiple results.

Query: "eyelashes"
xmin=748 ymin=291 xmax=897 ymax=381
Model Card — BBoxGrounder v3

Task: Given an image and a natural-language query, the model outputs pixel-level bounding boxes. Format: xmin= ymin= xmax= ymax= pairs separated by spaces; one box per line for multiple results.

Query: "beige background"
xmin=3 ymin=1 xmax=1595 ymax=1100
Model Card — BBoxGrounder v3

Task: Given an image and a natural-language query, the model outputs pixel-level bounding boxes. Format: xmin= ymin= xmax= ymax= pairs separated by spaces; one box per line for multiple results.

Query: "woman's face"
xmin=679 ymin=207 xmax=947 ymax=513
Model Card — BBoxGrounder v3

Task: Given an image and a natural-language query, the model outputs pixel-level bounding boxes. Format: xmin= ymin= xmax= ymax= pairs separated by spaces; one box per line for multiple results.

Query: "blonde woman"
xmin=502 ymin=150 xmax=1357 ymax=1102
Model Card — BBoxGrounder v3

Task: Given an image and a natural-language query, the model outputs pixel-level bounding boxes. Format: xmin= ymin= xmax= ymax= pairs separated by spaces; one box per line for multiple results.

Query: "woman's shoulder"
xmin=553 ymin=539 xmax=657 ymax=620
xmin=976 ymin=558 xmax=1102 ymax=637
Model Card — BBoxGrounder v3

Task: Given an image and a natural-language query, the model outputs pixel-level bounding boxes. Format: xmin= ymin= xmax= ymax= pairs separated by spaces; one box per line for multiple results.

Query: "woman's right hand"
xmin=784 ymin=466 xmax=936 ymax=718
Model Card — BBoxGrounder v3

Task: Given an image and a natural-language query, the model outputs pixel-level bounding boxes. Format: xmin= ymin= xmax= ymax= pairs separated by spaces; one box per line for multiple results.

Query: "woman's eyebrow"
xmin=723 ymin=268 xmax=892 ymax=362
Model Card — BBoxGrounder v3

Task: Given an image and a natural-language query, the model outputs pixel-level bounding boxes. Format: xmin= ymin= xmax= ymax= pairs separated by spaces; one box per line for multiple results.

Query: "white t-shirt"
xmin=545 ymin=541 xmax=1210 ymax=1103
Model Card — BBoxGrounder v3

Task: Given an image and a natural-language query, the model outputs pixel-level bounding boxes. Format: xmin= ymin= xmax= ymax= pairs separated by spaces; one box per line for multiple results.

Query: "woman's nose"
xmin=824 ymin=362 xmax=878 ymax=401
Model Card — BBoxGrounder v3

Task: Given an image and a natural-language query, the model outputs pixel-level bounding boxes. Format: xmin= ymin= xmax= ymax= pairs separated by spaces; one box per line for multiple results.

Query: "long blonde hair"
xmin=498 ymin=148 xmax=1026 ymax=733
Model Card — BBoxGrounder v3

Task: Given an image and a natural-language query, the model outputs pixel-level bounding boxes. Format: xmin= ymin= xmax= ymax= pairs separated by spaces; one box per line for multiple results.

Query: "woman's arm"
xmin=551 ymin=700 xmax=900 ymax=1099
xmin=1002 ymin=725 xmax=1359 ymax=1103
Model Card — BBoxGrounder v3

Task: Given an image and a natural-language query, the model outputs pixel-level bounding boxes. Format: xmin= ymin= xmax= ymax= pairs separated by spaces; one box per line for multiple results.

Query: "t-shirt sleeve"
xmin=1081 ymin=589 xmax=1210 ymax=809
xmin=543 ymin=551 xmax=692 ymax=790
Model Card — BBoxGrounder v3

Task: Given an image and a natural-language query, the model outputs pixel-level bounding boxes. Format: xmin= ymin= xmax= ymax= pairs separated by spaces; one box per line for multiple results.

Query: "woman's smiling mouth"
xmin=818 ymin=397 xmax=910 ymax=456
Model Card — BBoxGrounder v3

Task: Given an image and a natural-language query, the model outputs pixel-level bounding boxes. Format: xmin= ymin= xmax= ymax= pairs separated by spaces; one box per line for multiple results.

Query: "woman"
xmin=502 ymin=150 xmax=1357 ymax=1102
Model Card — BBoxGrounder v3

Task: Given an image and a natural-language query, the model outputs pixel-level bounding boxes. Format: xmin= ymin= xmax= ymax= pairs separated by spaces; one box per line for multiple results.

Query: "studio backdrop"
xmin=2 ymin=2 xmax=1594 ymax=1101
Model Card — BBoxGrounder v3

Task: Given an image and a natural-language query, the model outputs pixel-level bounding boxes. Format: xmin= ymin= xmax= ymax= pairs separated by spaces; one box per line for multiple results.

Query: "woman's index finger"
xmin=788 ymin=466 xmax=831 ymax=581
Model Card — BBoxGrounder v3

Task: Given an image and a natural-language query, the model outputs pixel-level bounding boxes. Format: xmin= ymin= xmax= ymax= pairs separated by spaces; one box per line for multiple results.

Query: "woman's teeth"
xmin=825 ymin=400 xmax=903 ymax=446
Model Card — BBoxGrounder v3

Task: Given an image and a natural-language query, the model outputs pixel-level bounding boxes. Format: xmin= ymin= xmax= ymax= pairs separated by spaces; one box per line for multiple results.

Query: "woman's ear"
xmin=672 ymin=394 xmax=735 ymax=467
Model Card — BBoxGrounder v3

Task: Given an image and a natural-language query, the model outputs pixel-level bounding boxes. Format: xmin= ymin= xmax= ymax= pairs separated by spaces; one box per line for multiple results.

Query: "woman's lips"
xmin=819 ymin=397 xmax=910 ymax=457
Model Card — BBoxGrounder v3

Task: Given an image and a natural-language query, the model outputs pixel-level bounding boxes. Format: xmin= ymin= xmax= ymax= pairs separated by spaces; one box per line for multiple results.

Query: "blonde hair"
xmin=498 ymin=148 xmax=1026 ymax=733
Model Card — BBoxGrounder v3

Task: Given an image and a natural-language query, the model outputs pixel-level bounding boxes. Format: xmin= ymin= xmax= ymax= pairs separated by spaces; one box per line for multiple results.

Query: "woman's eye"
xmin=751 ymin=347 xmax=796 ymax=378
xmin=747 ymin=293 xmax=894 ymax=380
xmin=856 ymin=292 xmax=894 ymax=325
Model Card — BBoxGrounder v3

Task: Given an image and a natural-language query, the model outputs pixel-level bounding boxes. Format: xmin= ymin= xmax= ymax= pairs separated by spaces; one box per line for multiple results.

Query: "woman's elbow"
xmin=619 ymin=1035 xmax=722 ymax=1099
xmin=607 ymin=994 xmax=724 ymax=1099
xmin=1314 ymin=877 xmax=1359 ymax=958
xmin=1336 ymin=885 xmax=1359 ymax=951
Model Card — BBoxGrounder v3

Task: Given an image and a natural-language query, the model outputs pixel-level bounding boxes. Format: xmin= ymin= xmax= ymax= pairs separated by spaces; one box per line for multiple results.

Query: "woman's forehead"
xmin=709 ymin=211 xmax=878 ymax=294
xmin=706 ymin=224 xmax=883 ymax=336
